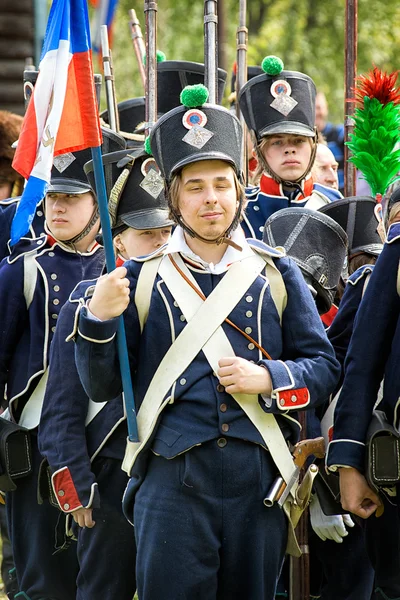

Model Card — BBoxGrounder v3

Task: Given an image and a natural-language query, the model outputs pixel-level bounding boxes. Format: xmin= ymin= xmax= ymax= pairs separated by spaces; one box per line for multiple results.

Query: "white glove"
xmin=309 ymin=494 xmax=355 ymax=543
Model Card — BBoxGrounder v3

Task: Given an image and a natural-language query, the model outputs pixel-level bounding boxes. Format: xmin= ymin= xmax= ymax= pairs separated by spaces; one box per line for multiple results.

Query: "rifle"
xmin=129 ymin=8 xmax=146 ymax=89
xmin=344 ymin=0 xmax=358 ymax=197
xmin=204 ymin=0 xmax=218 ymax=103
xmin=100 ymin=25 xmax=120 ymax=132
xmin=144 ymin=0 xmax=158 ymax=136
xmin=236 ymin=0 xmax=249 ymax=184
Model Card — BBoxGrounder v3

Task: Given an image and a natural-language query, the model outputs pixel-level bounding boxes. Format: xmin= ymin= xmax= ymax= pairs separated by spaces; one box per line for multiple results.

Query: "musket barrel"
xmin=101 ymin=25 xmax=118 ymax=132
xmin=204 ymin=0 xmax=218 ymax=103
xmin=129 ymin=9 xmax=146 ymax=89
xmin=144 ymin=1 xmax=158 ymax=135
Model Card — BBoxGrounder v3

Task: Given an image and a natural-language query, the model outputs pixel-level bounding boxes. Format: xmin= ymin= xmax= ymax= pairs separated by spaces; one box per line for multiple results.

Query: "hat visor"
xmin=352 ymin=243 xmax=383 ymax=257
xmin=260 ymin=122 xmax=315 ymax=138
xmin=170 ymin=152 xmax=238 ymax=179
xmin=121 ymin=208 xmax=174 ymax=230
xmin=48 ymin=178 xmax=92 ymax=194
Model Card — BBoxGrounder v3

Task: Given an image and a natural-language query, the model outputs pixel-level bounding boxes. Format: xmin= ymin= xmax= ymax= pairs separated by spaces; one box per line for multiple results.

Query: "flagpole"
xmin=90 ymin=144 xmax=139 ymax=443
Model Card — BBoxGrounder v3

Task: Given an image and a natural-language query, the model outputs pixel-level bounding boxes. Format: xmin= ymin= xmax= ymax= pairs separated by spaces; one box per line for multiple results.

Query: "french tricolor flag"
xmin=11 ymin=0 xmax=102 ymax=245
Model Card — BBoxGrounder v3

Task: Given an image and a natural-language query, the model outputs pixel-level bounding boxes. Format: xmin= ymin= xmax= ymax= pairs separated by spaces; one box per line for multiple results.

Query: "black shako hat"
xmin=318 ymin=196 xmax=383 ymax=258
xmin=263 ymin=207 xmax=348 ymax=314
xmin=149 ymin=84 xmax=242 ymax=183
xmin=84 ymin=147 xmax=173 ymax=232
xmin=238 ymin=55 xmax=316 ymax=141
xmin=157 ymin=61 xmax=227 ymax=112
xmin=48 ymin=128 xmax=126 ymax=195
xmin=101 ymin=97 xmax=146 ymax=148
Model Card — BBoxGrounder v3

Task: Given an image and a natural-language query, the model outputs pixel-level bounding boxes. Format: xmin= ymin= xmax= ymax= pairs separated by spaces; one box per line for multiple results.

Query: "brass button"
xmin=53 ymin=299 xmax=60 ymax=305
xmin=217 ymin=384 xmax=225 ymax=393
xmin=180 ymin=315 xmax=186 ymax=322
xmin=245 ymin=327 xmax=252 ymax=334
xmin=221 ymin=423 xmax=229 ymax=433
xmin=51 ymin=274 xmax=57 ymax=280
xmin=291 ymin=395 xmax=297 ymax=403
xmin=36 ymin=239 xmax=42 ymax=245
xmin=173 ymin=301 xmax=179 ymax=307
xmin=220 ymin=403 xmax=227 ymax=413
xmin=248 ymin=343 xmax=255 ymax=350
xmin=63 ymin=503 xmax=70 ymax=510
xmin=53 ymin=285 xmax=60 ymax=292
xmin=179 ymin=378 xmax=186 ymax=386
xmin=37 ymin=210 xmax=43 ymax=217
xmin=217 ymin=438 xmax=227 ymax=448
xmin=246 ymin=295 xmax=253 ymax=303
xmin=58 ymin=490 xmax=65 ymax=497
xmin=259 ymin=226 xmax=264 ymax=233
xmin=246 ymin=310 xmax=252 ymax=318
xmin=254 ymin=206 xmax=259 ymax=211
xmin=48 ymin=252 xmax=55 ymax=257
xmin=51 ymin=326 xmax=56 ymax=333
xmin=52 ymin=314 xmax=58 ymax=320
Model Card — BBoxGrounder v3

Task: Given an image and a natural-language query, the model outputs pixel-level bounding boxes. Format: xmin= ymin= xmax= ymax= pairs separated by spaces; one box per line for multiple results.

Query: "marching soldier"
xmin=72 ymin=85 xmax=340 ymax=600
xmin=38 ymin=146 xmax=173 ymax=600
xmin=0 ymin=129 xmax=125 ymax=600
xmin=238 ymin=55 xmax=342 ymax=239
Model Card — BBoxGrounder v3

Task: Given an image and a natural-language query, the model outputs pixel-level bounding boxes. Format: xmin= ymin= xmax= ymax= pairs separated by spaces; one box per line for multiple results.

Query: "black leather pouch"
xmin=366 ymin=410 xmax=400 ymax=490
xmin=0 ymin=417 xmax=32 ymax=492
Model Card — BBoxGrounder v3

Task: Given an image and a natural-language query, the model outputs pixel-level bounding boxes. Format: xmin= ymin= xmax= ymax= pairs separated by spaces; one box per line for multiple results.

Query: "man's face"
xmin=116 ymin=226 xmax=172 ymax=259
xmin=45 ymin=191 xmax=96 ymax=242
xmin=313 ymin=144 xmax=339 ymax=190
xmin=261 ymin=134 xmax=312 ymax=182
xmin=315 ymin=92 xmax=328 ymax=132
xmin=177 ymin=160 xmax=238 ymax=241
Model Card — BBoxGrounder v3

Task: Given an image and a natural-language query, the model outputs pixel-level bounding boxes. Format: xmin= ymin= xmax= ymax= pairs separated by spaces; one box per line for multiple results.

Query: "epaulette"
xmin=348 ymin=264 xmax=374 ymax=287
xmin=7 ymin=234 xmax=48 ymax=264
xmin=0 ymin=196 xmax=21 ymax=208
xmin=386 ymin=223 xmax=400 ymax=244
xmin=130 ymin=243 xmax=168 ymax=264
xmin=69 ymin=278 xmax=99 ymax=303
xmin=247 ymin=237 xmax=286 ymax=258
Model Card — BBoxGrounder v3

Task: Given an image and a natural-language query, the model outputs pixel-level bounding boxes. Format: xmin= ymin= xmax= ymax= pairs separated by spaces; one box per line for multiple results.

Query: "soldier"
xmin=326 ymin=190 xmax=400 ymax=600
xmin=38 ymin=146 xmax=173 ymax=600
xmin=238 ymin=56 xmax=342 ymax=239
xmin=0 ymin=129 xmax=126 ymax=600
xmin=72 ymin=85 xmax=340 ymax=600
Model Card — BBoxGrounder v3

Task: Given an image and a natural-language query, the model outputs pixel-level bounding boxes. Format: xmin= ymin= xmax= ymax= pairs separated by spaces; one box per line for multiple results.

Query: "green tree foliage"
xmin=108 ymin=0 xmax=400 ymax=125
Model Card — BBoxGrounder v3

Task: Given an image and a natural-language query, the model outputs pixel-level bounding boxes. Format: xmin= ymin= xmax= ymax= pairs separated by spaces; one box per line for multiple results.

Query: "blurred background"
xmin=1 ymin=0 xmax=400 ymax=142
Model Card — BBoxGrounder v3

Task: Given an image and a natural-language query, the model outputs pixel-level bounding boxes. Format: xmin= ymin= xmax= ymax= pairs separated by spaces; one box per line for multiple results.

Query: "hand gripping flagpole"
xmin=90 ymin=145 xmax=139 ymax=442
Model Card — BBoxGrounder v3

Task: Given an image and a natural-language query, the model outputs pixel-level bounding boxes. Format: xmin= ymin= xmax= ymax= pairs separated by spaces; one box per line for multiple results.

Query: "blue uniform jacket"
xmin=328 ymin=264 xmax=375 ymax=387
xmin=327 ymin=224 xmax=400 ymax=471
xmin=74 ymin=242 xmax=340 ymax=470
xmin=38 ymin=279 xmax=126 ymax=513
xmin=243 ymin=176 xmax=342 ymax=239
xmin=0 ymin=234 xmax=104 ymax=421
xmin=0 ymin=197 xmax=45 ymax=261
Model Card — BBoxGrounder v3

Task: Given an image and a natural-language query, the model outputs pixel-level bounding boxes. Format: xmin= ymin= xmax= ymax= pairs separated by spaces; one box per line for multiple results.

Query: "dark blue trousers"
xmin=6 ymin=435 xmax=79 ymax=600
xmin=74 ymin=457 xmax=137 ymax=600
xmin=366 ymin=493 xmax=400 ymax=600
xmin=133 ymin=438 xmax=288 ymax=600
xmin=309 ymin=518 xmax=374 ymax=599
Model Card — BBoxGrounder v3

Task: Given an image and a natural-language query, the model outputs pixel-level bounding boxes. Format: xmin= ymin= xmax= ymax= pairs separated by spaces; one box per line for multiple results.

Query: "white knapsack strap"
xmin=158 ymin=254 xmax=297 ymax=489
xmin=263 ymin=255 xmax=287 ymax=323
xmin=122 ymin=252 xmax=268 ymax=473
xmin=135 ymin=255 xmax=164 ymax=333
xmin=18 ymin=369 xmax=49 ymax=429
xmin=23 ymin=252 xmax=38 ymax=309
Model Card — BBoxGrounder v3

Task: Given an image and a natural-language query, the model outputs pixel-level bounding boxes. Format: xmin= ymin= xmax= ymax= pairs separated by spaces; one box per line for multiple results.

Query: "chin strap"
xmin=63 ymin=206 xmax=100 ymax=247
xmin=255 ymin=131 xmax=318 ymax=191
xmin=171 ymin=198 xmax=244 ymax=252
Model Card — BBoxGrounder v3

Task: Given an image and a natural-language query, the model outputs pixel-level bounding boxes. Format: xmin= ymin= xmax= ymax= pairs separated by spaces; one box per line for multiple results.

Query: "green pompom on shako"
xmin=144 ymin=136 xmax=152 ymax=156
xmin=143 ymin=50 xmax=166 ymax=66
xmin=261 ymin=55 xmax=284 ymax=76
xmin=180 ymin=84 xmax=209 ymax=108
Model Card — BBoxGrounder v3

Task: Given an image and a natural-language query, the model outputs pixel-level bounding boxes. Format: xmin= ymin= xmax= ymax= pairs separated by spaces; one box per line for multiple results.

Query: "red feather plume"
xmin=354 ymin=67 xmax=400 ymax=107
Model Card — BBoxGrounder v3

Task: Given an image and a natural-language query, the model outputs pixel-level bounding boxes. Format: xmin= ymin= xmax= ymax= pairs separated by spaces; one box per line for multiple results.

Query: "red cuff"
xmin=276 ymin=387 xmax=310 ymax=411
xmin=52 ymin=467 xmax=82 ymax=513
